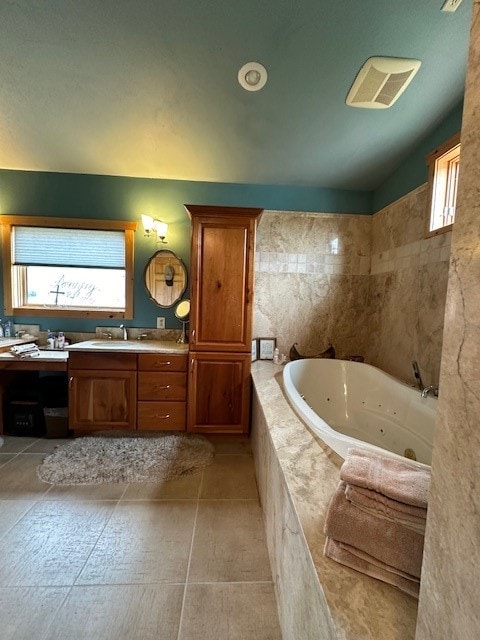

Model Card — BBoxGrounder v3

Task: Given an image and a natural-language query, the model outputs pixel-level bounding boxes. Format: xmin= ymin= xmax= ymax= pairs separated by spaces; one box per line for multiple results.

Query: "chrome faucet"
xmin=421 ymin=385 xmax=439 ymax=398
xmin=119 ymin=324 xmax=128 ymax=341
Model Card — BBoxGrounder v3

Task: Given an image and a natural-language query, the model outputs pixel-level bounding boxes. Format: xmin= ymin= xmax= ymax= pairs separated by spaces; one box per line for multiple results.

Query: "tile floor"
xmin=0 ymin=435 xmax=282 ymax=640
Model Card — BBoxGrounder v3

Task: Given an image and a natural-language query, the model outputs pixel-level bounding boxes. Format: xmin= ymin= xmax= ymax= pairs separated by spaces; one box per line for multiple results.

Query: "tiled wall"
xmin=367 ymin=184 xmax=451 ymax=386
xmin=253 ymin=211 xmax=371 ymax=360
xmin=254 ymin=185 xmax=451 ymax=385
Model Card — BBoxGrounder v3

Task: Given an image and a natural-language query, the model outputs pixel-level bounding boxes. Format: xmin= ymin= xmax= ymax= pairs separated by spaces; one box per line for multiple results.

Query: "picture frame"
xmin=251 ymin=338 xmax=258 ymax=362
xmin=258 ymin=337 xmax=276 ymax=360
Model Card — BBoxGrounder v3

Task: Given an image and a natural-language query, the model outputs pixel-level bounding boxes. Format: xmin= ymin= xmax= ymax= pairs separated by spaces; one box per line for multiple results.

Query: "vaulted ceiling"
xmin=0 ymin=0 xmax=471 ymax=190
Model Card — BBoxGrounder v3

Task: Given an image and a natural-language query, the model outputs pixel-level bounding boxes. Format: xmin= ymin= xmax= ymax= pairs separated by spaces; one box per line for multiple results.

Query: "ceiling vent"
xmin=346 ymin=57 xmax=421 ymax=109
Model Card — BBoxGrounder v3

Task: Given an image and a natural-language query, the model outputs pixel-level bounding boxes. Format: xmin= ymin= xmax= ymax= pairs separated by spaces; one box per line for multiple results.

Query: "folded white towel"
xmin=10 ymin=342 xmax=38 ymax=355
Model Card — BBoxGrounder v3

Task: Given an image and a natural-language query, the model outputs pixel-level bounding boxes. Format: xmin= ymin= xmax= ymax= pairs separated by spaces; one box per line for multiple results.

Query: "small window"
xmin=425 ymin=132 xmax=461 ymax=236
xmin=1 ymin=217 xmax=137 ymax=319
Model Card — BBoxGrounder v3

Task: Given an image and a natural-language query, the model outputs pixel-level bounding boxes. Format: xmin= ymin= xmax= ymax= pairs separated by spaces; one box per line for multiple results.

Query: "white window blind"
xmin=13 ymin=226 xmax=125 ymax=268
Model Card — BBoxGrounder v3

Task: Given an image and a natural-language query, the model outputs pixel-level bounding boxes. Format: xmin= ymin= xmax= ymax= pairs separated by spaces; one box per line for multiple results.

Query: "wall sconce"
xmin=141 ymin=214 xmax=168 ymax=244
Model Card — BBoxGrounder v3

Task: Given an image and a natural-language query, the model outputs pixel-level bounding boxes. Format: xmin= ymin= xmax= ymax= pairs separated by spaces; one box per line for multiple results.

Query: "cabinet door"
xmin=188 ymin=207 xmax=261 ymax=352
xmin=188 ymin=353 xmax=251 ymax=434
xmin=69 ymin=370 xmax=137 ymax=431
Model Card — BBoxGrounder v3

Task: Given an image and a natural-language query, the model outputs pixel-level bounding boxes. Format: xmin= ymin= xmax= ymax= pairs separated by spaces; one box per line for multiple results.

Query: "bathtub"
xmin=283 ymin=359 xmax=436 ymax=465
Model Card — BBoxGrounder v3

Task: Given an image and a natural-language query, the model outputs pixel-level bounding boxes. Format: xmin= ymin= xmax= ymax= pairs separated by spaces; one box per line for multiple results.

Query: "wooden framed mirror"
xmin=144 ymin=250 xmax=187 ymax=308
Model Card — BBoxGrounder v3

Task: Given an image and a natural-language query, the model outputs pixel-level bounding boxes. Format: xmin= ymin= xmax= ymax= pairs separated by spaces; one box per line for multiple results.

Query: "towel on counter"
xmin=340 ymin=448 xmax=430 ymax=509
xmin=345 ymin=484 xmax=426 ymax=534
xmin=10 ymin=343 xmax=40 ymax=358
xmin=324 ymin=482 xmax=425 ymax=579
xmin=324 ymin=537 xmax=420 ymax=599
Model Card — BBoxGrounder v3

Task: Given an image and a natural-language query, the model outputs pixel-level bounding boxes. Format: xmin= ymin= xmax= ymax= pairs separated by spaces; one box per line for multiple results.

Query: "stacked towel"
xmin=324 ymin=448 xmax=431 ymax=598
xmin=10 ymin=343 xmax=40 ymax=358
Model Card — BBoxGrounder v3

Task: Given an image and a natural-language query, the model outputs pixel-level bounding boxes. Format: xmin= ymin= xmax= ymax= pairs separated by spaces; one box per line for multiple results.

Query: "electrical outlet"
xmin=156 ymin=317 xmax=165 ymax=329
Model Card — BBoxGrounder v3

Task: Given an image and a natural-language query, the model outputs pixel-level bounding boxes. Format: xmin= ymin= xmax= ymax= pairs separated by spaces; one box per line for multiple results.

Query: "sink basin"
xmin=94 ymin=341 xmax=131 ymax=347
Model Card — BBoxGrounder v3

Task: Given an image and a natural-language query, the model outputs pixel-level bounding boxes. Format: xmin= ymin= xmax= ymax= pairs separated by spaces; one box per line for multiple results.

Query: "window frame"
xmin=1 ymin=216 xmax=137 ymax=319
xmin=425 ymin=131 xmax=461 ymax=238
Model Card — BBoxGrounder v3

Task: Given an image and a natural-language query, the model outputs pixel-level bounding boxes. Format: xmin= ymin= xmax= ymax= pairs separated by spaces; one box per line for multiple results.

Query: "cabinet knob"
xmin=154 ymin=361 xmax=171 ymax=366
xmin=154 ymin=414 xmax=170 ymax=419
xmin=155 ymin=384 xmax=171 ymax=390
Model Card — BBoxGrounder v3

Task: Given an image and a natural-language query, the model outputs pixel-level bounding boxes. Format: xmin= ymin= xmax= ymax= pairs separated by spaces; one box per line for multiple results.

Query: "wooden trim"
xmin=184 ymin=204 xmax=263 ymax=222
xmin=1 ymin=216 xmax=136 ymax=318
xmin=425 ymin=131 xmax=461 ymax=167
xmin=0 ymin=216 xmax=138 ymax=231
xmin=11 ymin=307 xmax=129 ymax=319
xmin=124 ymin=229 xmax=135 ymax=320
xmin=1 ymin=223 xmax=13 ymax=315
xmin=424 ymin=131 xmax=461 ymax=239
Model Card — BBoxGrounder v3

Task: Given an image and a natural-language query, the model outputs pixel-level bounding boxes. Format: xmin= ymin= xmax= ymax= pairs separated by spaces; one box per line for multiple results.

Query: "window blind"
xmin=13 ymin=227 xmax=125 ymax=268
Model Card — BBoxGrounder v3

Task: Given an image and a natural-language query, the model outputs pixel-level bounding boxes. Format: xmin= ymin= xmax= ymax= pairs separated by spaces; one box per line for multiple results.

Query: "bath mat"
xmin=37 ymin=432 xmax=215 ymax=485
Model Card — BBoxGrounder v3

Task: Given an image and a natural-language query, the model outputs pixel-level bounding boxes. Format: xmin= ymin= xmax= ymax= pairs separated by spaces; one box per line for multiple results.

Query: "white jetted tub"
xmin=283 ymin=359 xmax=436 ymax=465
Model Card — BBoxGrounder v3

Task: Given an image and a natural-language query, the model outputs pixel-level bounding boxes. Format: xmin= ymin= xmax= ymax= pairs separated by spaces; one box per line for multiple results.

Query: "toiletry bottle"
xmin=3 ymin=319 xmax=13 ymax=337
xmin=0 ymin=320 xmax=3 ymax=338
xmin=57 ymin=332 xmax=65 ymax=349
xmin=47 ymin=330 xmax=55 ymax=350
xmin=273 ymin=347 xmax=280 ymax=364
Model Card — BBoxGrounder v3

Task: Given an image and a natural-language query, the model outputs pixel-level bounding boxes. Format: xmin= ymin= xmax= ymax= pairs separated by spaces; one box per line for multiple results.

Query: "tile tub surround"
xmin=0 ymin=435 xmax=281 ymax=640
xmin=251 ymin=361 xmax=418 ymax=640
xmin=254 ymin=210 xmax=372 ymax=360
xmin=253 ymin=201 xmax=451 ymax=386
xmin=367 ymin=184 xmax=451 ymax=387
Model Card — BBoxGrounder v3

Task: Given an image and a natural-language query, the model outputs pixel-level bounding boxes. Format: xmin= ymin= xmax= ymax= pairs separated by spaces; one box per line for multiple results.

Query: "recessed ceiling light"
xmin=238 ymin=62 xmax=268 ymax=92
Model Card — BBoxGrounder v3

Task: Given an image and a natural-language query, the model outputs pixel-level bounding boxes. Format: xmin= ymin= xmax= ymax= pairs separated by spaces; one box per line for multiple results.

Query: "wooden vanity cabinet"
xmin=68 ymin=352 xmax=137 ymax=431
xmin=188 ymin=352 xmax=251 ymax=433
xmin=137 ymin=353 xmax=188 ymax=431
xmin=186 ymin=205 xmax=263 ymax=434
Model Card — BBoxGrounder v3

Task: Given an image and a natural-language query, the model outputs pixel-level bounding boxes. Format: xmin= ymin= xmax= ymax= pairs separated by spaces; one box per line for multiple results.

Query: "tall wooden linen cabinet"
xmin=185 ymin=205 xmax=263 ymax=434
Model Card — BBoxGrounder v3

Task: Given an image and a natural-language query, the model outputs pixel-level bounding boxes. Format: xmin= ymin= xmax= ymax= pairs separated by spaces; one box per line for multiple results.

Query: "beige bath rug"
xmin=37 ymin=432 xmax=215 ymax=485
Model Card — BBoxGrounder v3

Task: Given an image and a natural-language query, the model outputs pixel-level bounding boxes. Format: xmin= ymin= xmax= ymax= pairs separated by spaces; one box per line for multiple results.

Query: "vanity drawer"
xmin=138 ymin=354 xmax=187 ymax=372
xmin=137 ymin=401 xmax=186 ymax=431
xmin=68 ymin=352 xmax=137 ymax=371
xmin=138 ymin=372 xmax=187 ymax=401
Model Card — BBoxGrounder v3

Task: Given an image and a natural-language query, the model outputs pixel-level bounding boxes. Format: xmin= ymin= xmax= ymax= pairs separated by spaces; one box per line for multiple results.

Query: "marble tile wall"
xmin=254 ymin=211 xmax=372 ymax=360
xmin=416 ymin=4 xmax=480 ymax=638
xmin=367 ymin=185 xmax=452 ymax=386
xmin=254 ymin=194 xmax=451 ymax=387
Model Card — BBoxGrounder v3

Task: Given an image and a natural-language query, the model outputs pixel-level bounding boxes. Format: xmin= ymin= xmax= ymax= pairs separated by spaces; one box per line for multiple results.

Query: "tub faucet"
xmin=421 ymin=385 xmax=439 ymax=398
xmin=119 ymin=324 xmax=128 ymax=341
xmin=411 ymin=361 xmax=424 ymax=391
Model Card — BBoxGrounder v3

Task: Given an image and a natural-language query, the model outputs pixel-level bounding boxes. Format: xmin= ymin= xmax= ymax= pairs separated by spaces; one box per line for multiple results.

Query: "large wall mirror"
xmin=144 ymin=250 xmax=187 ymax=308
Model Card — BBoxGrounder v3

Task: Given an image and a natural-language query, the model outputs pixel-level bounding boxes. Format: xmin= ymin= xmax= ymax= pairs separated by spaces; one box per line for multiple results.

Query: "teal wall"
xmin=0 ymin=169 xmax=371 ymax=333
xmin=372 ymin=102 xmax=464 ymax=212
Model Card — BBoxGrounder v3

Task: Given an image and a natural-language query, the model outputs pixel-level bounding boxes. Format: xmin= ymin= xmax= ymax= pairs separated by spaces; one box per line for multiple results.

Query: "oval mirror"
xmin=144 ymin=250 xmax=187 ymax=308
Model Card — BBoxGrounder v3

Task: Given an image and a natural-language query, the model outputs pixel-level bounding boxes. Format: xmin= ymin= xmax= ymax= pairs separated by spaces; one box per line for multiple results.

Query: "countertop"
xmin=66 ymin=339 xmax=189 ymax=354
